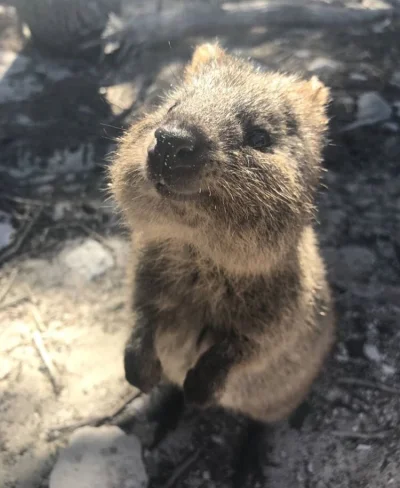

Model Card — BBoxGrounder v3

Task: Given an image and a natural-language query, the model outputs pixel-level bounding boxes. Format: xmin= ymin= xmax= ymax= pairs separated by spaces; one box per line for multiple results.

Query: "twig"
xmin=48 ymin=391 xmax=142 ymax=437
xmin=0 ymin=206 xmax=43 ymax=265
xmin=27 ymin=290 xmax=60 ymax=394
xmin=0 ymin=268 xmax=19 ymax=303
xmin=29 ymin=303 xmax=47 ymax=332
xmin=164 ymin=449 xmax=202 ymax=488
xmin=338 ymin=378 xmax=400 ymax=395
xmin=32 ymin=331 xmax=61 ymax=395
xmin=0 ymin=294 xmax=29 ymax=311
xmin=332 ymin=430 xmax=392 ymax=440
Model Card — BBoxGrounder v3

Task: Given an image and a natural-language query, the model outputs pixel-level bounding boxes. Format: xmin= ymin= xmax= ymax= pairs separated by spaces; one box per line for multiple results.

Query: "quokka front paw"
xmin=124 ymin=347 xmax=161 ymax=393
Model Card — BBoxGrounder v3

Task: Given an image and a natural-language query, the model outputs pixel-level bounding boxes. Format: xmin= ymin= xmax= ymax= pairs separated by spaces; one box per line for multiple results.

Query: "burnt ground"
xmin=1 ymin=4 xmax=400 ymax=488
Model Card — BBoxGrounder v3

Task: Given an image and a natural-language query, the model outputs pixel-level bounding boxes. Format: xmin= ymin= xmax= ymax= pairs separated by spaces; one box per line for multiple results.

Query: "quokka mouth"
xmin=154 ymin=181 xmax=203 ymax=202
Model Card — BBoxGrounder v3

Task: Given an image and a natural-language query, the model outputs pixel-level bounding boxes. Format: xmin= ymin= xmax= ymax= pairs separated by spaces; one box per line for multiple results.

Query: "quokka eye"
xmin=167 ymin=101 xmax=180 ymax=113
xmin=247 ymin=129 xmax=271 ymax=150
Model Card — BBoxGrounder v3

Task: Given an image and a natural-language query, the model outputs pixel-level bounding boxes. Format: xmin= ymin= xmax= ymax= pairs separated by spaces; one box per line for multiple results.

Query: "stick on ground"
xmin=49 ymin=390 xmax=142 ymax=436
xmin=338 ymin=377 xmax=400 ymax=395
xmin=332 ymin=430 xmax=392 ymax=441
xmin=32 ymin=330 xmax=61 ymax=395
xmin=0 ymin=268 xmax=19 ymax=304
xmin=164 ymin=449 xmax=202 ymax=488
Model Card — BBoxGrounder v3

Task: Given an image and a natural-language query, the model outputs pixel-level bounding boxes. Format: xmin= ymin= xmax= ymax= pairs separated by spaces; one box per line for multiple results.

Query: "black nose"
xmin=151 ymin=126 xmax=196 ymax=163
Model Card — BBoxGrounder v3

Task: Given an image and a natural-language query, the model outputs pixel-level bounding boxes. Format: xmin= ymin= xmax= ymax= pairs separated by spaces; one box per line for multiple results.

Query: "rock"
xmin=382 ymin=122 xmax=399 ymax=132
xmin=103 ymin=81 xmax=143 ymax=116
xmin=356 ymin=91 xmax=391 ymax=122
xmin=390 ymin=71 xmax=400 ymax=88
xmin=49 ymin=426 xmax=147 ymax=488
xmin=349 ymin=72 xmax=368 ymax=82
xmin=60 ymin=239 xmax=114 ymax=281
xmin=336 ymin=95 xmax=355 ymax=114
xmin=308 ymin=57 xmax=342 ymax=74
xmin=0 ymin=50 xmax=41 ymax=103
xmin=342 ymin=92 xmax=391 ymax=131
xmin=53 ymin=202 xmax=72 ymax=221
xmin=372 ymin=18 xmax=391 ymax=34
xmin=295 ymin=49 xmax=311 ymax=59
xmin=363 ymin=343 xmax=381 ymax=363
xmin=307 ymin=57 xmax=343 ymax=84
xmin=0 ymin=212 xmax=14 ymax=251
xmin=307 ymin=57 xmax=343 ymax=82
xmin=393 ymin=101 xmax=400 ymax=116
xmin=382 ymin=364 xmax=396 ymax=375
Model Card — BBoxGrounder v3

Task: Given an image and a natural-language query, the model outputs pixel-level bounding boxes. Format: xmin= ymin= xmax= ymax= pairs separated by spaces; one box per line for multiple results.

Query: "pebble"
xmin=308 ymin=57 xmax=342 ymax=73
xmin=383 ymin=122 xmax=399 ymax=132
xmin=357 ymin=92 xmax=391 ymax=121
xmin=342 ymin=92 xmax=391 ymax=131
xmin=49 ymin=426 xmax=148 ymax=488
xmin=337 ymin=95 xmax=355 ymax=114
xmin=363 ymin=343 xmax=381 ymax=363
xmin=356 ymin=444 xmax=372 ymax=451
xmin=295 ymin=49 xmax=311 ymax=59
xmin=53 ymin=202 xmax=72 ymax=221
xmin=349 ymin=73 xmax=368 ymax=82
xmin=0 ymin=213 xmax=14 ymax=250
xmin=382 ymin=364 xmax=396 ymax=375
xmin=60 ymin=238 xmax=114 ymax=281
xmin=390 ymin=71 xmax=400 ymax=88
xmin=307 ymin=57 xmax=343 ymax=82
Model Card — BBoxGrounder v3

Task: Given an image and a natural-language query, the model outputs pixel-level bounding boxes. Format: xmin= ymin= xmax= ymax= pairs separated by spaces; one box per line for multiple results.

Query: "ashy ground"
xmin=1 ymin=4 xmax=400 ymax=488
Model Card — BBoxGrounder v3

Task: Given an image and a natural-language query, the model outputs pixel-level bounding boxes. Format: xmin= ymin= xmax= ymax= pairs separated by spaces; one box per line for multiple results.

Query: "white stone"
xmin=390 ymin=71 xmax=400 ymax=88
xmin=382 ymin=364 xmax=396 ymax=375
xmin=0 ymin=221 xmax=13 ymax=251
xmin=349 ymin=73 xmax=368 ymax=82
xmin=53 ymin=202 xmax=72 ymax=221
xmin=61 ymin=239 xmax=114 ymax=280
xmin=357 ymin=92 xmax=391 ymax=123
xmin=342 ymin=92 xmax=391 ymax=131
xmin=49 ymin=426 xmax=147 ymax=488
xmin=363 ymin=343 xmax=381 ymax=363
xmin=308 ymin=57 xmax=342 ymax=73
xmin=295 ymin=49 xmax=311 ymax=59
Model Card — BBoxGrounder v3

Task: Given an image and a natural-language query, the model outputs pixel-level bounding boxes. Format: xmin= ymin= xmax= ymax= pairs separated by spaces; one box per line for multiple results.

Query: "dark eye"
xmin=247 ymin=129 xmax=271 ymax=150
xmin=167 ymin=101 xmax=180 ymax=113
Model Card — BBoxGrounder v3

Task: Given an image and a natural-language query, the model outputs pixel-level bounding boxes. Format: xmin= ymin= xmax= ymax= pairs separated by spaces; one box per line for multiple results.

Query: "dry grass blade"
xmin=49 ymin=391 xmax=142 ymax=436
xmin=164 ymin=449 xmax=202 ymax=488
xmin=332 ymin=430 xmax=392 ymax=440
xmin=338 ymin=378 xmax=400 ymax=395
xmin=32 ymin=330 xmax=61 ymax=395
xmin=0 ymin=268 xmax=19 ymax=303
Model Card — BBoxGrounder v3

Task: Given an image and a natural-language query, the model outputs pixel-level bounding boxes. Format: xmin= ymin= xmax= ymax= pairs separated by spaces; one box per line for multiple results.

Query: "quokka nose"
xmin=151 ymin=126 xmax=196 ymax=162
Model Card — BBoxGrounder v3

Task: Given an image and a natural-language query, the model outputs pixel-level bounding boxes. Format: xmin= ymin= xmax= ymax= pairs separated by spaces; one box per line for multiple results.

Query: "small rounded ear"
xmin=303 ymin=76 xmax=331 ymax=107
xmin=185 ymin=43 xmax=226 ymax=81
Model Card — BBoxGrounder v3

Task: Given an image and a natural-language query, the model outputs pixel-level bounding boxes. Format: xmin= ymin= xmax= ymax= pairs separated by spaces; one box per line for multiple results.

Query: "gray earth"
xmin=1 ymin=3 xmax=400 ymax=488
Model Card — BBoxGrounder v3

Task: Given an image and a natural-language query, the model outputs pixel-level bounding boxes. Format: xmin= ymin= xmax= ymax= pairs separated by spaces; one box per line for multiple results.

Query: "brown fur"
xmin=109 ymin=43 xmax=335 ymax=423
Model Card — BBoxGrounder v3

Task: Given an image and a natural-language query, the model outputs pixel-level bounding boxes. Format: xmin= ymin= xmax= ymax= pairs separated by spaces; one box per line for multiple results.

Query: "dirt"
xmin=1 ymin=4 xmax=400 ymax=488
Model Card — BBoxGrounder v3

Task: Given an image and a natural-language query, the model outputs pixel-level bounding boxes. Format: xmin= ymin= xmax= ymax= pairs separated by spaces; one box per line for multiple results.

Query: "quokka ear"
xmin=300 ymin=76 xmax=331 ymax=107
xmin=184 ymin=42 xmax=226 ymax=81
